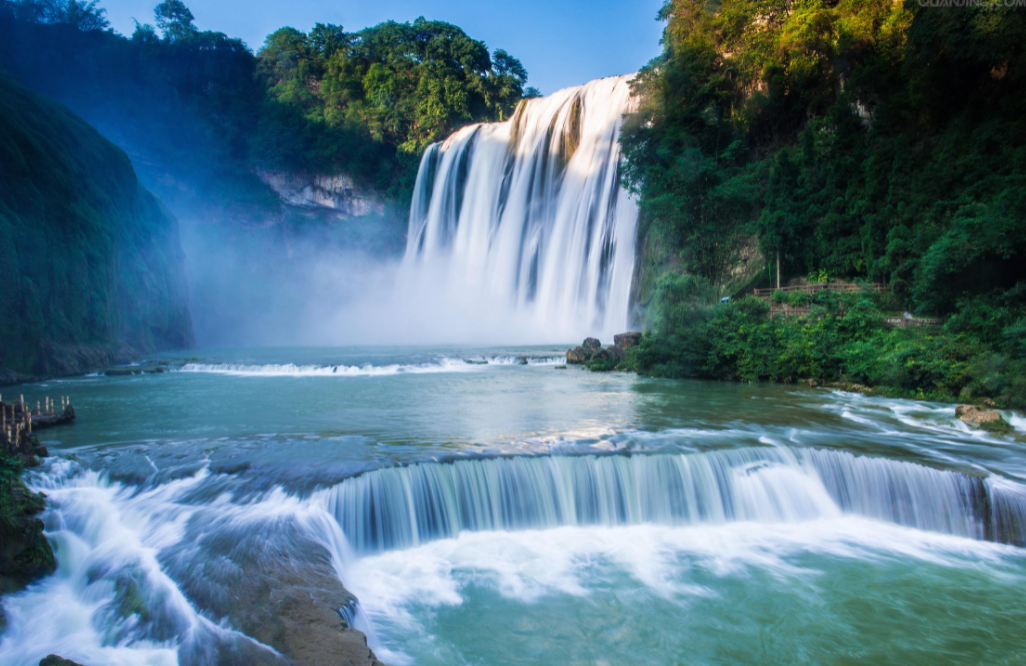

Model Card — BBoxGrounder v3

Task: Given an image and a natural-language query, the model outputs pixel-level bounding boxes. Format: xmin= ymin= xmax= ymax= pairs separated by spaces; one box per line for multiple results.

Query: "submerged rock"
xmin=956 ymin=404 xmax=1012 ymax=434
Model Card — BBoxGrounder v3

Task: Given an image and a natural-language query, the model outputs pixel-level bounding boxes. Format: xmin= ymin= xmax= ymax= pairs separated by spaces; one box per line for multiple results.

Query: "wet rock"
xmin=163 ymin=516 xmax=385 ymax=666
xmin=956 ymin=404 xmax=1012 ymax=434
xmin=0 ymin=475 xmax=56 ymax=594
xmin=583 ymin=337 xmax=602 ymax=351
xmin=40 ymin=656 xmax=84 ymax=666
xmin=566 ymin=347 xmax=591 ymax=364
xmin=554 ymin=365 xmax=567 ymax=370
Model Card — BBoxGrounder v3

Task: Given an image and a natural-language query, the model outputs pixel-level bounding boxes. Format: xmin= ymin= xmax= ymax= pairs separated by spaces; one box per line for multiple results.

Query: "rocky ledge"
xmin=567 ymin=333 xmax=642 ymax=371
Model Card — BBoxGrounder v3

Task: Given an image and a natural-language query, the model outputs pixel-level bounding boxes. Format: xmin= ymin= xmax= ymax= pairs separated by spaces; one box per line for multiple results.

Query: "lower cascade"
xmin=322 ymin=448 xmax=1026 ymax=554
xmin=400 ymin=75 xmax=640 ymax=340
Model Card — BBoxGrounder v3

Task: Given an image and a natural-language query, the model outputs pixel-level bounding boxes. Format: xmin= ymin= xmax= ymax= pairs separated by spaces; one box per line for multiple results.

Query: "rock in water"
xmin=583 ymin=338 xmax=602 ymax=351
xmin=613 ymin=332 xmax=642 ymax=349
xmin=40 ymin=657 xmax=84 ymax=666
xmin=566 ymin=347 xmax=591 ymax=364
xmin=956 ymin=405 xmax=1012 ymax=433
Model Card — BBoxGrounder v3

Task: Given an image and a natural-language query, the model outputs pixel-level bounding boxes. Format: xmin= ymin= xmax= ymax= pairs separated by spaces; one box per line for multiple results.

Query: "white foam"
xmin=347 ymin=519 xmax=1022 ymax=663
xmin=177 ymin=355 xmax=565 ymax=377
xmin=0 ymin=466 xmax=277 ymax=666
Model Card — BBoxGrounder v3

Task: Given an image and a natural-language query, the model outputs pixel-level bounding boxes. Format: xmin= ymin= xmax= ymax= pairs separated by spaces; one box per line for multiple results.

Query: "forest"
xmin=621 ymin=0 xmax=1026 ymax=408
xmin=0 ymin=0 xmax=531 ymax=201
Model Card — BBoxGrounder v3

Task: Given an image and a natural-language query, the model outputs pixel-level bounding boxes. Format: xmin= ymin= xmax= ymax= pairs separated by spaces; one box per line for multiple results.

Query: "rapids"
xmin=2 ymin=346 xmax=1026 ymax=665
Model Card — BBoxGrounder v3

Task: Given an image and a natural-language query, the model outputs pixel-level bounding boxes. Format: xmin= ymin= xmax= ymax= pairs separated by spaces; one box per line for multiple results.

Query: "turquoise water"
xmin=2 ymin=346 xmax=1026 ymax=665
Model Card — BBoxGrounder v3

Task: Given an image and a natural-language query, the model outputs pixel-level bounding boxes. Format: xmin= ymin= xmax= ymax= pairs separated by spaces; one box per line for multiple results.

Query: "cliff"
xmin=0 ymin=75 xmax=192 ymax=381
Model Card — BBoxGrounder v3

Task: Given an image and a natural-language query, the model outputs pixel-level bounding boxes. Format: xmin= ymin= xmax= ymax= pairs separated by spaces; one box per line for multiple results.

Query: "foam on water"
xmin=0 ymin=462 xmax=278 ymax=666
xmin=5 ymin=444 xmax=1026 ymax=663
xmin=347 ymin=520 xmax=1024 ymax=665
xmin=177 ymin=354 xmax=565 ymax=377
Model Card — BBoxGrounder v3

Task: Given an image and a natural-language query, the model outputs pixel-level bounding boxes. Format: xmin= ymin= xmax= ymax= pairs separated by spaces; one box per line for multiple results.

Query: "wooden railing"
xmin=769 ymin=306 xmax=814 ymax=317
xmin=753 ymin=283 xmax=885 ymax=298
xmin=882 ymin=317 xmax=942 ymax=327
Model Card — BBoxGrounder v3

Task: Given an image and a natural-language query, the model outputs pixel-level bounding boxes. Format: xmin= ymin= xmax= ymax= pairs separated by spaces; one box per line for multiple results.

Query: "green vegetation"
xmin=0 ymin=73 xmax=192 ymax=376
xmin=0 ymin=444 xmax=55 ymax=593
xmin=622 ymin=0 xmax=1026 ymax=407
xmin=630 ymin=275 xmax=1026 ymax=407
xmin=0 ymin=0 xmax=532 ymax=202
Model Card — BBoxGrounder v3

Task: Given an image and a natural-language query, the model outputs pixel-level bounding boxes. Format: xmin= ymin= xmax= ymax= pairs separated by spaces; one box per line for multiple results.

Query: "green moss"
xmin=0 ymin=446 xmax=56 ymax=593
xmin=978 ymin=419 xmax=1014 ymax=436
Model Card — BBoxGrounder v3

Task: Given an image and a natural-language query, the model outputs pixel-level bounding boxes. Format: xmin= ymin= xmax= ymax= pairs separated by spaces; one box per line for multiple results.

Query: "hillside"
xmin=620 ymin=0 xmax=1026 ymax=407
xmin=0 ymin=74 xmax=192 ymax=380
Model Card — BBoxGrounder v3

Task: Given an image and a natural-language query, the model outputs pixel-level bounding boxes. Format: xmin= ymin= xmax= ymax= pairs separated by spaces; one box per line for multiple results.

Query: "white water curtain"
xmin=400 ymin=75 xmax=640 ymax=341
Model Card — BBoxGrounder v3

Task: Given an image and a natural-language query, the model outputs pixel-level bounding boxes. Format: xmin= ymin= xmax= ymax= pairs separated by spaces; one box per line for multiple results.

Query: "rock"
xmin=956 ymin=404 xmax=1012 ymax=433
xmin=566 ymin=347 xmax=591 ymax=364
xmin=613 ymin=332 xmax=642 ymax=349
xmin=583 ymin=337 xmax=602 ymax=351
xmin=0 ymin=478 xmax=56 ymax=594
xmin=40 ymin=657 xmax=84 ymax=666
xmin=554 ymin=365 xmax=567 ymax=370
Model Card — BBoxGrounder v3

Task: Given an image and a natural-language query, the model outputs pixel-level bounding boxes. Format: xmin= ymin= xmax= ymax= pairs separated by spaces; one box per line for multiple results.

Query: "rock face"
xmin=956 ymin=404 xmax=1011 ymax=433
xmin=256 ymin=169 xmax=385 ymax=218
xmin=613 ymin=332 xmax=642 ymax=349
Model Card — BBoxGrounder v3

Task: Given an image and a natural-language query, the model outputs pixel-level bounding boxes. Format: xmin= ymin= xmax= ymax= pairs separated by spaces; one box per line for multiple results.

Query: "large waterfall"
xmin=400 ymin=75 xmax=640 ymax=340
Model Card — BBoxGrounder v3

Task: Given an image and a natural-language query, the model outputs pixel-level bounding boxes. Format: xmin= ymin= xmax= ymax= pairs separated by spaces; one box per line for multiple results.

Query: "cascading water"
xmin=400 ymin=75 xmax=640 ymax=340
xmin=321 ymin=448 xmax=1026 ymax=555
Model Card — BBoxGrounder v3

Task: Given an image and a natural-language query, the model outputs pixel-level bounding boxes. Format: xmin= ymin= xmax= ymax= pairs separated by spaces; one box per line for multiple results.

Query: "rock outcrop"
xmin=256 ymin=169 xmax=385 ymax=218
xmin=956 ymin=404 xmax=1012 ymax=434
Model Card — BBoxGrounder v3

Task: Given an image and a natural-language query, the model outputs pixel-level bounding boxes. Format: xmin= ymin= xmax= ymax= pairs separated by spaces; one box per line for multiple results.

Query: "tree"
xmin=60 ymin=0 xmax=106 ymax=30
xmin=11 ymin=0 xmax=109 ymax=30
xmin=492 ymin=49 xmax=527 ymax=85
xmin=154 ymin=0 xmax=195 ymax=42
xmin=309 ymin=22 xmax=348 ymax=57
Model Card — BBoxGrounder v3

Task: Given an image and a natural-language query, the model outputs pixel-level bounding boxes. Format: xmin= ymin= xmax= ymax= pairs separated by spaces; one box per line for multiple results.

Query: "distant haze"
xmin=100 ymin=0 xmax=665 ymax=94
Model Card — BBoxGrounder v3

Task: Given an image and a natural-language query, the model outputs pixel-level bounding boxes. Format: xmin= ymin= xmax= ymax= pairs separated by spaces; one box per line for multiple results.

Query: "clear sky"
xmin=99 ymin=0 xmax=667 ymax=94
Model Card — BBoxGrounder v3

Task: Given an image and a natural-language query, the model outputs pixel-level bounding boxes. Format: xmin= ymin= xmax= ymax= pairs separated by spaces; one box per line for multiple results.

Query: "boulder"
xmin=956 ymin=404 xmax=1011 ymax=433
xmin=613 ymin=332 xmax=642 ymax=349
xmin=566 ymin=347 xmax=591 ymax=364
xmin=583 ymin=337 xmax=602 ymax=351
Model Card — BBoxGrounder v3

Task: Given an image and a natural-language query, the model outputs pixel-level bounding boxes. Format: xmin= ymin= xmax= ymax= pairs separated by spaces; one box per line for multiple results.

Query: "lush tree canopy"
xmin=623 ymin=0 xmax=1026 ymax=313
xmin=0 ymin=0 xmax=532 ymax=201
xmin=622 ymin=0 xmax=1026 ymax=406
xmin=256 ymin=18 xmax=527 ymax=155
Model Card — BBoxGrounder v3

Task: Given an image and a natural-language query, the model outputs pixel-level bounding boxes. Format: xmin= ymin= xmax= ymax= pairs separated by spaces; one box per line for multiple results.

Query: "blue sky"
xmin=100 ymin=0 xmax=667 ymax=94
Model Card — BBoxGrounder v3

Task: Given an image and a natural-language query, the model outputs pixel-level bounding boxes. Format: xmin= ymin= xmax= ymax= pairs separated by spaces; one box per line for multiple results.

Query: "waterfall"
xmin=321 ymin=448 xmax=1026 ymax=554
xmin=400 ymin=75 xmax=640 ymax=340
